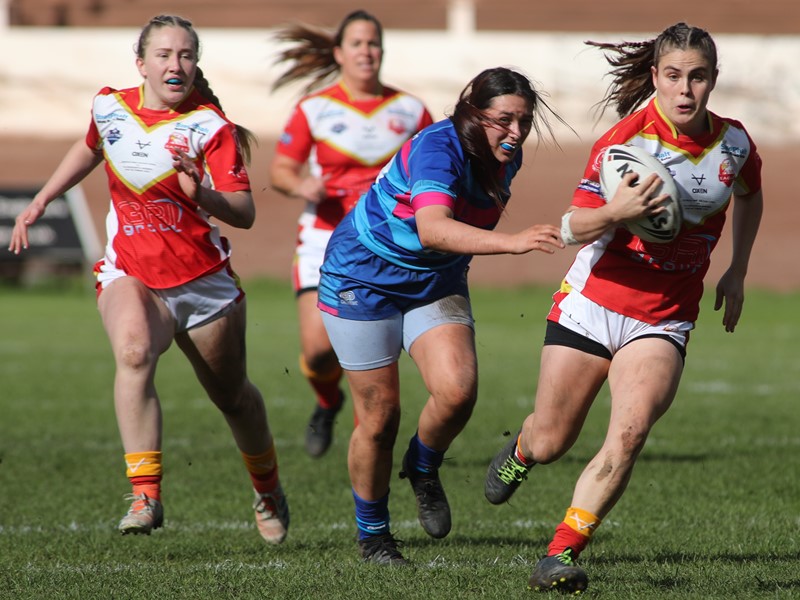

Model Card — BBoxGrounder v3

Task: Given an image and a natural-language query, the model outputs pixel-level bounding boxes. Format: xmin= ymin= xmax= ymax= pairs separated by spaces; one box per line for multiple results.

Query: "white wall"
xmin=1 ymin=28 xmax=798 ymax=144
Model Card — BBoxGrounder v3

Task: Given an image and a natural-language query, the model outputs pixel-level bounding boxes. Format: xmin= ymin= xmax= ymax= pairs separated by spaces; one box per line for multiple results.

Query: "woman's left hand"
xmin=714 ymin=269 xmax=745 ymax=332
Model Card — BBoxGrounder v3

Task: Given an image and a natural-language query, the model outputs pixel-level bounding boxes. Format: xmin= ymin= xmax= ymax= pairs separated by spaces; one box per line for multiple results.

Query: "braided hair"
xmin=586 ymin=22 xmax=718 ymax=119
xmin=135 ymin=15 xmax=256 ymax=164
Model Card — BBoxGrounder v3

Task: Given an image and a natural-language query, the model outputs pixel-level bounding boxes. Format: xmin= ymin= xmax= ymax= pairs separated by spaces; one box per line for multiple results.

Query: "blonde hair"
xmin=136 ymin=15 xmax=257 ymax=163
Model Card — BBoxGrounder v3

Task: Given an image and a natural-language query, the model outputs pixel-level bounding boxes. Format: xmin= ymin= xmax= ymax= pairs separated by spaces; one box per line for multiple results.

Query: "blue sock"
xmin=406 ymin=432 xmax=445 ymax=475
xmin=353 ymin=488 xmax=391 ymax=540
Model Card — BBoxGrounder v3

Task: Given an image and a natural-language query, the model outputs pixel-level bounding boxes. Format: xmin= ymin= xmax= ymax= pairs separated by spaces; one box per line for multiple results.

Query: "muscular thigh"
xmin=531 ymin=344 xmax=610 ymax=443
xmin=176 ymin=296 xmax=248 ymax=391
xmin=97 ymin=276 xmax=175 ymax=357
xmin=607 ymin=336 xmax=683 ymax=430
xmin=410 ymin=323 xmax=477 ymax=397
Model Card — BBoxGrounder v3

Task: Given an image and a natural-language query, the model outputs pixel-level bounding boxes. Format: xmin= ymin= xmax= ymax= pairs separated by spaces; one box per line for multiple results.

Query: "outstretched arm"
xmin=415 ymin=204 xmax=564 ymax=256
xmin=9 ymin=139 xmax=102 ymax=253
xmin=714 ymin=189 xmax=764 ymax=332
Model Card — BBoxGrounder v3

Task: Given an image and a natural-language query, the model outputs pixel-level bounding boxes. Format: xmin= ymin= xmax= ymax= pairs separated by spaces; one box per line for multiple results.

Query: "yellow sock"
xmin=242 ymin=445 xmax=278 ymax=494
xmin=124 ymin=451 xmax=162 ymax=479
xmin=564 ymin=506 xmax=601 ymax=538
xmin=125 ymin=451 xmax=162 ymax=501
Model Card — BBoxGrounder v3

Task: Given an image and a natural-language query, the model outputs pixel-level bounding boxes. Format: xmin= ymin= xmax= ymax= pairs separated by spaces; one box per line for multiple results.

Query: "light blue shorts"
xmin=321 ymin=293 xmax=474 ymax=371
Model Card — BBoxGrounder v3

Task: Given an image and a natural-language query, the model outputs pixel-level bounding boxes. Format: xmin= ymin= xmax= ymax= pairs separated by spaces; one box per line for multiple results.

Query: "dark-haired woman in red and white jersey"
xmin=269 ymin=10 xmax=432 ymax=458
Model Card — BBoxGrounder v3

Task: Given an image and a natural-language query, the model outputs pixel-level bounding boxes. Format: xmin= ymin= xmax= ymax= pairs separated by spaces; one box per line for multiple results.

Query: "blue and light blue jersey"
xmin=354 ymin=118 xmax=521 ymax=271
xmin=319 ymin=118 xmax=523 ymax=319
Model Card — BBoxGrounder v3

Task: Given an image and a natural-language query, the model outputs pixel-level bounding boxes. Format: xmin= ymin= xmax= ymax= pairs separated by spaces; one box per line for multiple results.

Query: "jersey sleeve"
xmin=571 ymin=138 xmax=607 ymax=209
xmin=274 ymin=102 xmax=314 ymax=164
xmin=733 ymin=132 xmax=763 ymax=196
xmin=201 ymin=123 xmax=251 ymax=192
xmin=85 ymin=88 xmax=115 ymax=153
xmin=416 ymin=107 xmax=435 ymax=133
xmin=407 ymin=130 xmax=464 ymax=211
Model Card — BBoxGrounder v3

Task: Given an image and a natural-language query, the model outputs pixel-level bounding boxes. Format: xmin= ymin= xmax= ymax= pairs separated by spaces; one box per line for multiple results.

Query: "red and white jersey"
xmin=552 ymin=98 xmax=762 ymax=325
xmin=87 ymin=85 xmax=251 ymax=289
xmin=275 ymin=81 xmax=433 ymax=230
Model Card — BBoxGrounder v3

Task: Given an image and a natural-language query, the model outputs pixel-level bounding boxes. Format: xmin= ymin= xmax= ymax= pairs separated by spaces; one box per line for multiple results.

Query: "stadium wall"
xmin=1 ymin=29 xmax=797 ymax=290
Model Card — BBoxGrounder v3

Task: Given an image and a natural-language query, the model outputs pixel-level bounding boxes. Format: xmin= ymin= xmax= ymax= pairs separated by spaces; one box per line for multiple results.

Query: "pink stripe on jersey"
xmin=411 ymin=191 xmax=455 ymax=211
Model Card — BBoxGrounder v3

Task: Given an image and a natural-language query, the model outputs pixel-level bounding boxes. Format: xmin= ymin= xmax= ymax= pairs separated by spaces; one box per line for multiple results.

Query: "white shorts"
xmin=320 ymin=293 xmax=474 ymax=371
xmin=552 ymin=289 xmax=693 ymax=356
xmin=293 ymin=215 xmax=333 ymax=294
xmin=97 ymin=263 xmax=243 ymax=333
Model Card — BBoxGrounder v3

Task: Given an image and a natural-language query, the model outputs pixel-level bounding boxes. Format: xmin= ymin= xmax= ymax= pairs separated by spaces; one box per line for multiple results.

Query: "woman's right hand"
xmin=8 ymin=199 xmax=47 ymax=254
xmin=608 ymin=172 xmax=669 ymax=224
xmin=508 ymin=223 xmax=564 ymax=255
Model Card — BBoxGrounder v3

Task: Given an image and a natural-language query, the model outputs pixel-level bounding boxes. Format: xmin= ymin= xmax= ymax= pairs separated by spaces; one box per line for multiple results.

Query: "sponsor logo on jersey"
xmin=718 ymin=158 xmax=735 ymax=187
xmin=119 ymin=198 xmax=184 ymax=237
xmin=331 ymin=122 xmax=347 ymax=134
xmin=387 ymin=107 xmax=418 ymax=118
xmin=655 ymin=150 xmax=672 ymax=162
xmin=318 ymin=108 xmax=346 ymax=119
xmin=720 ymin=142 xmax=746 ymax=158
xmin=592 ymin=146 xmax=610 ymax=173
xmin=165 ymin=132 xmax=190 ymax=153
xmin=578 ymin=178 xmax=602 ymax=195
xmin=388 ymin=118 xmax=408 ymax=135
xmin=175 ymin=121 xmax=209 ymax=135
xmin=95 ymin=110 xmax=128 ymax=124
xmin=107 ymin=128 xmax=122 ymax=145
xmin=691 ymin=173 xmax=708 ymax=193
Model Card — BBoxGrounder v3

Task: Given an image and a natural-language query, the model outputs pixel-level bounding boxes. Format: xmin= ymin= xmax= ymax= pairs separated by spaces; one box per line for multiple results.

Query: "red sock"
xmin=547 ymin=522 xmax=590 ymax=557
xmin=300 ymin=355 xmax=343 ymax=410
xmin=242 ymin=446 xmax=279 ymax=494
xmin=131 ymin=475 xmax=162 ymax=502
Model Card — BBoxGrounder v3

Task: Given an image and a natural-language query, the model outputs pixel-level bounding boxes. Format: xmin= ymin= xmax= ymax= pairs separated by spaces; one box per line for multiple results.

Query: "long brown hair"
xmin=451 ymin=67 xmax=566 ymax=208
xmin=271 ymin=9 xmax=383 ymax=94
xmin=135 ymin=14 xmax=256 ymax=163
xmin=586 ymin=22 xmax=718 ymax=119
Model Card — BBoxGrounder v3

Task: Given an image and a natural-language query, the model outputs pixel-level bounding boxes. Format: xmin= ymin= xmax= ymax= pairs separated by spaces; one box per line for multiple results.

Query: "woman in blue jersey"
xmin=317 ymin=67 xmax=566 ymax=564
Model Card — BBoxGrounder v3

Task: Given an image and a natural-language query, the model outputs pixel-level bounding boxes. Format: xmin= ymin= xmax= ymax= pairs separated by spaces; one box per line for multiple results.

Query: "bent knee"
xmin=116 ymin=341 xmax=157 ymax=372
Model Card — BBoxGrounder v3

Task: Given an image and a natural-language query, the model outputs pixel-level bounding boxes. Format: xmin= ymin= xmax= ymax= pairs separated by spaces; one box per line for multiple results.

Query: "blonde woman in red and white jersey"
xmin=9 ymin=15 xmax=289 ymax=545
xmin=484 ymin=23 xmax=763 ymax=593
xmin=269 ymin=10 xmax=433 ymax=458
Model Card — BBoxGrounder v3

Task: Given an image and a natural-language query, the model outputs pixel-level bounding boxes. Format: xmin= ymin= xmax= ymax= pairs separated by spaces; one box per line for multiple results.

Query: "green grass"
xmin=1 ymin=278 xmax=798 ymax=599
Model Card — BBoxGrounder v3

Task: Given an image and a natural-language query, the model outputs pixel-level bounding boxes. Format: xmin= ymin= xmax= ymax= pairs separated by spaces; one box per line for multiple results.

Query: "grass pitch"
xmin=0 ymin=277 xmax=798 ymax=599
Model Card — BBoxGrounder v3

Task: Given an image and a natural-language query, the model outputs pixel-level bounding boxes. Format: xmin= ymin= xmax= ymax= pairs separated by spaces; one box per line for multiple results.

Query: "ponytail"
xmin=587 ymin=22 xmax=718 ymax=119
xmin=194 ymin=67 xmax=256 ymax=164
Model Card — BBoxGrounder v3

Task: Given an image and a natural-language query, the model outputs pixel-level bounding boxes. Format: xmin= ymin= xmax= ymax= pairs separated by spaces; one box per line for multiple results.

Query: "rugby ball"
xmin=599 ymin=144 xmax=682 ymax=243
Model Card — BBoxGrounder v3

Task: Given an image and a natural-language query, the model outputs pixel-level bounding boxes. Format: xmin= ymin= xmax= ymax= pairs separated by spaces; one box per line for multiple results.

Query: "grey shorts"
xmin=321 ymin=293 xmax=474 ymax=371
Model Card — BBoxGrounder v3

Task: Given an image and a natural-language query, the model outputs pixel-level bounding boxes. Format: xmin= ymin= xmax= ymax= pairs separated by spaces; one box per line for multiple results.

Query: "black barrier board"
xmin=0 ymin=186 xmax=100 ymax=264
